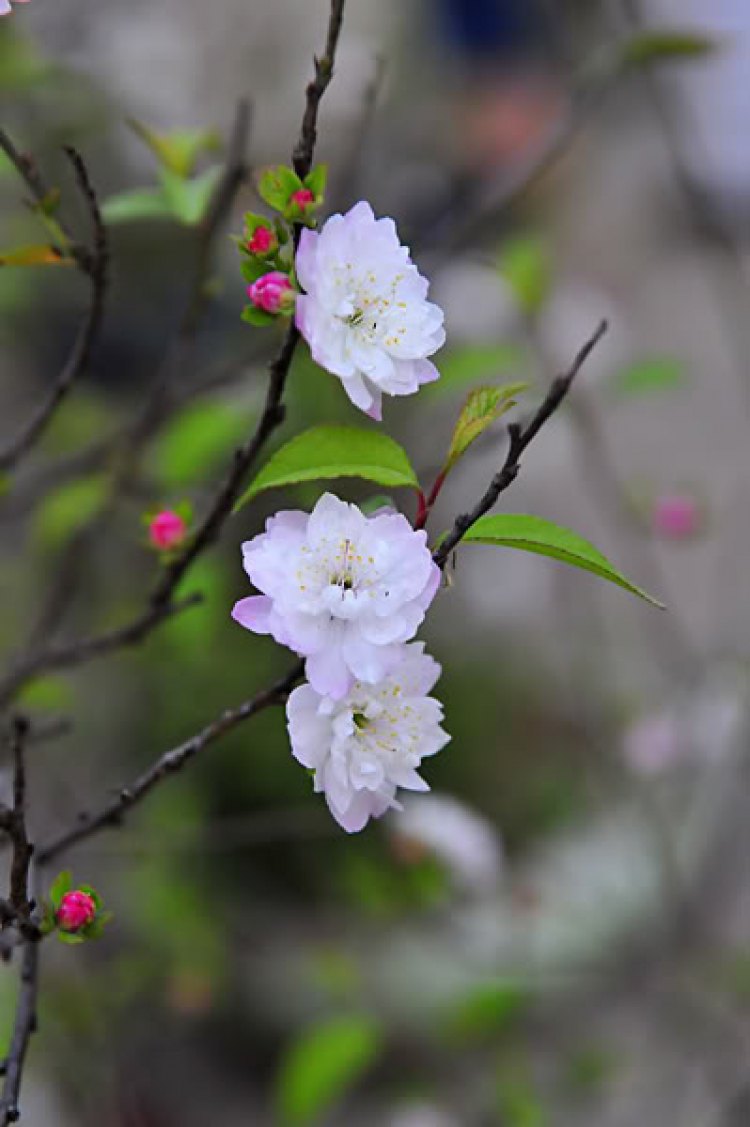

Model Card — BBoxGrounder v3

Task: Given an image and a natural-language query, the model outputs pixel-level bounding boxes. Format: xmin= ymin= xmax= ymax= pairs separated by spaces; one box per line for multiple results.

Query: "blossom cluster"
xmin=233 ymin=494 xmax=449 ymax=832
xmin=233 ymin=188 xmax=454 ymax=831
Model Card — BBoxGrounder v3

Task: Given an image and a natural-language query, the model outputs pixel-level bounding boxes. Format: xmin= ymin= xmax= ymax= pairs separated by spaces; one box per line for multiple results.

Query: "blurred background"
xmin=2 ymin=1 xmax=750 ymax=1124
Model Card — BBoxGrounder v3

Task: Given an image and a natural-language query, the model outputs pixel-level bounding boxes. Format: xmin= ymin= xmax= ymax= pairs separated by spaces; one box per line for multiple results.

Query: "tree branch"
xmin=433 ymin=320 xmax=608 ymax=568
xmin=0 ymin=148 xmax=108 ymax=474
xmin=0 ymin=941 xmax=39 ymax=1126
xmin=37 ymin=659 xmax=303 ymax=865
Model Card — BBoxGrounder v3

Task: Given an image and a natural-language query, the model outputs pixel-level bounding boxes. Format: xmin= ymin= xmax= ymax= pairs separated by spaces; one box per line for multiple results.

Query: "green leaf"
xmin=304 ymin=164 xmax=327 ymax=197
xmin=127 ymin=118 xmax=221 ymax=177
xmin=152 ymin=401 xmax=248 ymax=488
xmin=445 ymin=384 xmax=526 ymax=473
xmin=620 ymin=30 xmax=717 ymax=67
xmin=498 ymin=235 xmax=552 ymax=313
xmin=34 ymin=475 xmax=108 ymax=550
xmin=77 ymin=885 xmax=102 ymax=909
xmin=240 ymin=258 xmax=269 ymax=285
xmin=0 ymin=244 xmax=74 ymax=267
xmin=49 ymin=871 xmax=72 ymax=911
xmin=462 ymin=514 xmax=664 ymax=607
xmin=235 ymin=425 xmax=420 ymax=511
xmin=610 ymin=356 xmax=686 ymax=398
xmin=101 ymin=187 xmax=173 ymax=224
xmin=258 ymin=165 xmax=302 ymax=211
xmin=276 ymin=1015 xmax=382 ymax=1125
xmin=241 ymin=305 xmax=276 ymax=327
xmin=57 ymin=930 xmax=86 ymax=946
xmin=448 ymin=980 xmax=529 ymax=1041
xmin=84 ymin=910 xmax=113 ymax=939
xmin=160 ymin=165 xmax=223 ymax=226
xmin=426 ymin=344 xmax=527 ymax=397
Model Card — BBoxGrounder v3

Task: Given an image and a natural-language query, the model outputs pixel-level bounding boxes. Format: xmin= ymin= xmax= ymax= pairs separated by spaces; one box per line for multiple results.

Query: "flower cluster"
xmin=234 ymin=187 xmax=453 ymax=830
xmin=233 ymin=493 xmax=449 ymax=831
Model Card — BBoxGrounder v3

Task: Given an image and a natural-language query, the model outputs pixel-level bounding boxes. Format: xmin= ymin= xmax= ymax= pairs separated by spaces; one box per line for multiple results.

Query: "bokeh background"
xmin=2 ymin=1 xmax=750 ymax=1124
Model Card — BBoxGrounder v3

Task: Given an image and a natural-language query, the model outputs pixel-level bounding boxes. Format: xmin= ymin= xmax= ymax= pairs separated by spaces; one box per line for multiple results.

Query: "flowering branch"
xmin=37 ymin=659 xmax=304 ymax=864
xmin=150 ymin=0 xmax=347 ymax=607
xmin=433 ymin=320 xmax=609 ymax=568
xmin=0 ymin=146 xmax=108 ymax=473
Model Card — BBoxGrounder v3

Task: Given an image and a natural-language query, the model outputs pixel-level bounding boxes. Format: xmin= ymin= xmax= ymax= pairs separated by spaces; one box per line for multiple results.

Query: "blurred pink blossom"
xmin=653 ymin=493 xmax=700 ymax=540
xmin=149 ymin=510 xmax=187 ymax=551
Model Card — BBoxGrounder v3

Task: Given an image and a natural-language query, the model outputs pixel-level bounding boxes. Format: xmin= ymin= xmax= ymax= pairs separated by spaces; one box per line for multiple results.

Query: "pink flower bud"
xmin=248 ymin=271 xmax=294 ymax=314
xmin=653 ymin=493 xmax=700 ymax=540
xmin=246 ymin=224 xmax=277 ymax=256
xmin=56 ymin=890 xmax=96 ymax=933
xmin=291 ymin=188 xmax=315 ymax=212
xmin=149 ymin=509 xmax=187 ymax=551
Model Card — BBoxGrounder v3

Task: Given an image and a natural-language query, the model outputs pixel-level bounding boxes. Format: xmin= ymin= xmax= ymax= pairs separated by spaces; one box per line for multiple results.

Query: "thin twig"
xmin=151 ymin=0 xmax=347 ymax=607
xmin=292 ymin=0 xmax=346 ymax=180
xmin=38 ymin=659 xmax=304 ymax=864
xmin=0 ymin=594 xmax=201 ymax=711
xmin=433 ymin=320 xmax=608 ymax=568
xmin=0 ymin=148 xmax=108 ymax=473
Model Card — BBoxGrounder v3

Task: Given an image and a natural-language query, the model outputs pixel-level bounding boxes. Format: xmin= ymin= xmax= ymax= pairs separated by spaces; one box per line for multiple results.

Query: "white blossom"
xmin=286 ymin=644 xmax=450 ymax=832
xmin=295 ymin=201 xmax=445 ymax=420
xmin=232 ymin=493 xmax=440 ymax=700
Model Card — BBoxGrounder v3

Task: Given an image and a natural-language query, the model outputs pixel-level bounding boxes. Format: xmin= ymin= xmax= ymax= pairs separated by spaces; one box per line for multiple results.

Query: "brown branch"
xmin=0 ymin=3 xmax=347 ymax=715
xmin=433 ymin=320 xmax=608 ymax=568
xmin=150 ymin=0 xmax=347 ymax=608
xmin=0 ymin=593 xmax=201 ymax=712
xmin=292 ymin=0 xmax=346 ymax=180
xmin=0 ymin=148 xmax=108 ymax=474
xmin=0 ymin=940 xmax=39 ymax=1125
xmin=0 ymin=719 xmax=33 ymax=917
xmin=0 ymin=129 xmax=96 ymax=276
xmin=37 ymin=658 xmax=304 ymax=865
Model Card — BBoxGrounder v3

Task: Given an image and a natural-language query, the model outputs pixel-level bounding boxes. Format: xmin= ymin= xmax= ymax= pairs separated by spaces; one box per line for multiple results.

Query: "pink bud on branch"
xmin=248 ymin=271 xmax=295 ymax=314
xmin=246 ymin=224 xmax=278 ymax=256
xmin=290 ymin=188 xmax=315 ymax=213
xmin=149 ymin=509 xmax=188 ymax=551
xmin=56 ymin=890 xmax=97 ymax=933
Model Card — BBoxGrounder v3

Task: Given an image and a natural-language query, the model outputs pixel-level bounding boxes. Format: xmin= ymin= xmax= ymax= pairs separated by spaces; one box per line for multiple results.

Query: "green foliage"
xmin=496 ymin=1069 xmax=546 ymax=1127
xmin=445 ymin=384 xmax=526 ymax=473
xmin=241 ymin=305 xmax=277 ymax=327
xmin=462 ymin=513 xmax=664 ymax=606
xmin=498 ymin=235 xmax=552 ymax=313
xmin=101 ymin=187 xmax=173 ymax=224
xmin=427 ymin=344 xmax=526 ymax=397
xmin=446 ymin=980 xmax=529 ymax=1042
xmin=304 ymin=165 xmax=327 ymax=198
xmin=620 ymin=30 xmax=716 ymax=68
xmin=17 ymin=676 xmax=73 ymax=711
xmin=276 ymin=1014 xmax=383 ymax=1125
xmin=235 ymin=425 xmax=420 ymax=510
xmin=0 ymin=29 xmax=47 ymax=93
xmin=610 ymin=356 xmax=686 ymax=398
xmin=259 ymin=165 xmax=303 ymax=211
xmin=34 ymin=475 xmax=108 ymax=550
xmin=126 ymin=118 xmax=221 ymax=177
xmin=49 ymin=870 xmax=72 ymax=911
xmin=103 ymin=165 xmax=222 ymax=226
xmin=152 ymin=401 xmax=248 ymax=487
xmin=160 ymin=165 xmax=223 ymax=225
